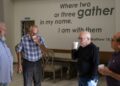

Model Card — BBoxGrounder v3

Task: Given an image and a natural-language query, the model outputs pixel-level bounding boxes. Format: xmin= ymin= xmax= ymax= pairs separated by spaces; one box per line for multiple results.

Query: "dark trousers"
xmin=0 ymin=83 xmax=8 ymax=86
xmin=22 ymin=59 xmax=42 ymax=86
xmin=78 ymin=76 xmax=98 ymax=86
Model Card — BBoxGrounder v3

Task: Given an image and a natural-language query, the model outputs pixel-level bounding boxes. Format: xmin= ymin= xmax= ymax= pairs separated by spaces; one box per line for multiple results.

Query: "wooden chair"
xmin=42 ymin=49 xmax=63 ymax=82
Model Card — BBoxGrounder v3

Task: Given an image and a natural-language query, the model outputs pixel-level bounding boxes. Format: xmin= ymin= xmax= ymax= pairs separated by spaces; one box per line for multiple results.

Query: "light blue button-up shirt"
xmin=0 ymin=39 xmax=13 ymax=83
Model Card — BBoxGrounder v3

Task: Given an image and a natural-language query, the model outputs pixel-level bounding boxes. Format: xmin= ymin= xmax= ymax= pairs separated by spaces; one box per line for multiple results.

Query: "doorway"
xmin=21 ymin=20 xmax=35 ymax=36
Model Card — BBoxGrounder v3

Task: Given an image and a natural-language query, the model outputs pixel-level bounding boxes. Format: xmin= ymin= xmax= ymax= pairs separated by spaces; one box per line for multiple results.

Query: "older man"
xmin=17 ymin=25 xmax=47 ymax=86
xmin=98 ymin=32 xmax=120 ymax=86
xmin=0 ymin=22 xmax=13 ymax=86
xmin=72 ymin=31 xmax=99 ymax=86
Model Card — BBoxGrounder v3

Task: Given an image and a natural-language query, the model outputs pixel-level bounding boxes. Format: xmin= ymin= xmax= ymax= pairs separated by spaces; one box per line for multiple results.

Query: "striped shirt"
xmin=17 ymin=34 xmax=46 ymax=62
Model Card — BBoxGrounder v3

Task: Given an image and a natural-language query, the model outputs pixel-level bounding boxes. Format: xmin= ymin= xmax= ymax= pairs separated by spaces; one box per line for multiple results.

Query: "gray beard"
xmin=0 ymin=36 xmax=6 ymax=41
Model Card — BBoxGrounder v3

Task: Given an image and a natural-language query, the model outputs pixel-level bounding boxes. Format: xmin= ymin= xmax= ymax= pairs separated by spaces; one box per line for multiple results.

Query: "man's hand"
xmin=32 ymin=35 xmax=40 ymax=45
xmin=32 ymin=35 xmax=48 ymax=56
xmin=17 ymin=64 xmax=23 ymax=74
xmin=98 ymin=66 xmax=111 ymax=76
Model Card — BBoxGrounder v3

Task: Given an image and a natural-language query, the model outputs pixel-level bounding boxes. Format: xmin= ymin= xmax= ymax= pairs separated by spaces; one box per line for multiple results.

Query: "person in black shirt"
xmin=72 ymin=31 xmax=99 ymax=86
xmin=98 ymin=32 xmax=120 ymax=86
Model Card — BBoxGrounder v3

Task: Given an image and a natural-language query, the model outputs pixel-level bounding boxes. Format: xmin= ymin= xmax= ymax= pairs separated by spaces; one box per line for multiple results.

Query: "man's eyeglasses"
xmin=78 ymin=37 xmax=89 ymax=40
xmin=111 ymin=38 xmax=120 ymax=42
xmin=111 ymin=39 xmax=115 ymax=42
xmin=78 ymin=37 xmax=84 ymax=40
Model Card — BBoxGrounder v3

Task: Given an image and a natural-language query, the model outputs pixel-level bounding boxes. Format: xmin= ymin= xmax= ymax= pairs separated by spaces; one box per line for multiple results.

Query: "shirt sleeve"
xmin=71 ymin=49 xmax=79 ymax=60
xmin=40 ymin=36 xmax=47 ymax=47
xmin=92 ymin=46 xmax=100 ymax=77
xmin=16 ymin=38 xmax=23 ymax=53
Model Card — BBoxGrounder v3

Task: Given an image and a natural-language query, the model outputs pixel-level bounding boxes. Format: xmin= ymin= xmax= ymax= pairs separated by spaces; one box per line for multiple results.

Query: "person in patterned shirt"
xmin=98 ymin=32 xmax=120 ymax=86
xmin=16 ymin=25 xmax=47 ymax=86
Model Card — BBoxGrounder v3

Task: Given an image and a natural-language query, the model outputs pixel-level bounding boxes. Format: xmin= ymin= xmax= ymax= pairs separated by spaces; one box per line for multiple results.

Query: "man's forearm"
xmin=109 ymin=70 xmax=120 ymax=81
xmin=39 ymin=44 xmax=48 ymax=54
xmin=17 ymin=52 xmax=22 ymax=66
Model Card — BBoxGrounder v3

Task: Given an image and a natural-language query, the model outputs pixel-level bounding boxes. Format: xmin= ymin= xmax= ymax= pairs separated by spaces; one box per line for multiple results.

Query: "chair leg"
xmin=42 ymin=71 xmax=44 ymax=81
xmin=61 ymin=69 xmax=62 ymax=80
xmin=53 ymin=71 xmax=55 ymax=82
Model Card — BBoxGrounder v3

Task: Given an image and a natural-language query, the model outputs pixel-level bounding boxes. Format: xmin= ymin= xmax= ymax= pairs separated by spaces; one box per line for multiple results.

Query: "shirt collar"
xmin=26 ymin=34 xmax=32 ymax=40
xmin=0 ymin=38 xmax=5 ymax=43
xmin=113 ymin=51 xmax=120 ymax=56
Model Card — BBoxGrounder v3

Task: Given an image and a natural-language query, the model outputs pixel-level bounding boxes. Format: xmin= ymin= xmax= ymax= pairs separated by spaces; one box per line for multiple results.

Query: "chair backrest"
xmin=42 ymin=49 xmax=55 ymax=66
